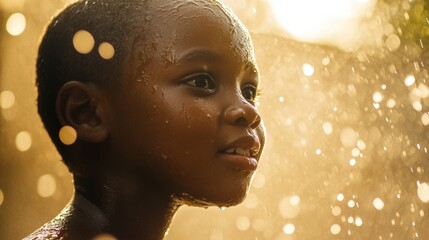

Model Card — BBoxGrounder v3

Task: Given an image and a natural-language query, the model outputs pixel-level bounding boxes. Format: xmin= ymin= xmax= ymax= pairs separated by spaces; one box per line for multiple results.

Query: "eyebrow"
xmin=177 ymin=49 xmax=223 ymax=63
xmin=177 ymin=49 xmax=259 ymax=77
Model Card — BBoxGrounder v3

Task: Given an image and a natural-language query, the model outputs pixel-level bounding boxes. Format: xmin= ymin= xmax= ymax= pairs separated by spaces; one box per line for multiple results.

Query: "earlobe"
xmin=56 ymin=81 xmax=109 ymax=143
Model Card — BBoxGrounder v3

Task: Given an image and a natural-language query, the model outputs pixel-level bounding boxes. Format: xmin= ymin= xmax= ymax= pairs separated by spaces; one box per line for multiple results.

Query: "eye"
xmin=241 ymin=84 xmax=258 ymax=102
xmin=183 ymin=73 xmax=216 ymax=93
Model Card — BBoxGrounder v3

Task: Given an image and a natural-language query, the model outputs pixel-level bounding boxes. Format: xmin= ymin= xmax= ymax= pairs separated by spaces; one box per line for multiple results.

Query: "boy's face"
xmin=106 ymin=0 xmax=265 ymax=206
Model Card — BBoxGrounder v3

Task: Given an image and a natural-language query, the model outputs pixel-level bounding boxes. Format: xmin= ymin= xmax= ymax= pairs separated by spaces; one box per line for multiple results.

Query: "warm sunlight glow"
xmin=6 ymin=13 xmax=26 ymax=36
xmin=269 ymin=0 xmax=375 ymax=49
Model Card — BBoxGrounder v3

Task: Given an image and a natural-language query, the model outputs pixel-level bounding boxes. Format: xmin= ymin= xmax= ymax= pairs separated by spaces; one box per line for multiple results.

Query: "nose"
xmin=223 ymin=101 xmax=261 ymax=129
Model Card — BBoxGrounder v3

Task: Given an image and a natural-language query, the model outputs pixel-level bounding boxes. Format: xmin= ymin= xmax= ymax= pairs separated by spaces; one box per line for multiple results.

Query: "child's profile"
xmin=26 ymin=0 xmax=265 ymax=239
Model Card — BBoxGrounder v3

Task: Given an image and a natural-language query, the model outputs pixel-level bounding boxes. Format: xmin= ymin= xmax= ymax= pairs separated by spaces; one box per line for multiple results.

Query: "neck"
xmin=74 ymin=175 xmax=181 ymax=240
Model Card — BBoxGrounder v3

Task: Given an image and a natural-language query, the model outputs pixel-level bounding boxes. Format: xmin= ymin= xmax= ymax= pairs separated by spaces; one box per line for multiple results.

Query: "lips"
xmin=218 ymin=135 xmax=261 ymax=171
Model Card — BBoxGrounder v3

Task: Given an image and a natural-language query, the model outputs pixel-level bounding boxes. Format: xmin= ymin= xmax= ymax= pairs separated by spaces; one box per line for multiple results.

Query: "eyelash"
xmin=182 ymin=73 xmax=216 ymax=94
xmin=242 ymin=84 xmax=262 ymax=104
xmin=181 ymin=72 xmax=261 ymax=103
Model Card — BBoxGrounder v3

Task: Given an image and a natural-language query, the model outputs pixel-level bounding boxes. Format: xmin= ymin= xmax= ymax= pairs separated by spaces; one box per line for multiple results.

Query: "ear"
xmin=56 ymin=81 xmax=109 ymax=143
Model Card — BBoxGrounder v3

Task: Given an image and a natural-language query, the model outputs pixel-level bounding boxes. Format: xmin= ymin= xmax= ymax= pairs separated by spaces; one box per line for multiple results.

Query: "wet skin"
xmin=108 ymin=0 xmax=265 ymax=206
xmin=26 ymin=1 xmax=265 ymax=239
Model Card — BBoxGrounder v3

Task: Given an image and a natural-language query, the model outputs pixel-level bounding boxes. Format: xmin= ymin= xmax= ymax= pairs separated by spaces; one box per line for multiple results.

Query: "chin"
xmin=174 ymin=179 xmax=252 ymax=208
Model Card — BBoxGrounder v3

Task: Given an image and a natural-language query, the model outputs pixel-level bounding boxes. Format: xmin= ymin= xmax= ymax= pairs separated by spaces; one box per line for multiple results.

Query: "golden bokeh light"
xmin=73 ymin=30 xmax=95 ymax=54
xmin=279 ymin=196 xmax=300 ymax=219
xmin=331 ymin=206 xmax=341 ymax=216
xmin=283 ymin=223 xmax=295 ymax=235
xmin=0 ymin=189 xmax=4 ymax=206
xmin=330 ymin=224 xmax=341 ymax=235
xmin=302 ymin=63 xmax=314 ymax=77
xmin=385 ymin=34 xmax=401 ymax=51
xmin=59 ymin=125 xmax=77 ymax=145
xmin=98 ymin=42 xmax=115 ymax=60
xmin=373 ymin=197 xmax=385 ymax=210
xmin=235 ymin=216 xmax=251 ymax=231
xmin=15 ymin=131 xmax=32 ymax=152
xmin=6 ymin=12 xmax=26 ymax=36
xmin=417 ymin=182 xmax=429 ymax=203
xmin=0 ymin=90 xmax=15 ymax=109
xmin=37 ymin=174 xmax=56 ymax=198
xmin=93 ymin=234 xmax=118 ymax=240
xmin=340 ymin=127 xmax=358 ymax=147
xmin=268 ymin=0 xmax=376 ymax=48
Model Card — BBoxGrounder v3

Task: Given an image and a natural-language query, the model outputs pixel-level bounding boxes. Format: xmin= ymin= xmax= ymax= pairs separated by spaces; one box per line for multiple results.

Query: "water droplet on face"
xmin=73 ymin=30 xmax=95 ymax=54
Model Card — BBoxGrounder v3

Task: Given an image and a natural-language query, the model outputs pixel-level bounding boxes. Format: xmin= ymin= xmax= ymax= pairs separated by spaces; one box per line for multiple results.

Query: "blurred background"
xmin=1 ymin=0 xmax=429 ymax=239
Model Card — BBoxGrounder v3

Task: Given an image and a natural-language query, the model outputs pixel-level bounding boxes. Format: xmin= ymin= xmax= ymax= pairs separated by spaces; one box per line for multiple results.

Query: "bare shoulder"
xmin=23 ymin=204 xmax=72 ymax=240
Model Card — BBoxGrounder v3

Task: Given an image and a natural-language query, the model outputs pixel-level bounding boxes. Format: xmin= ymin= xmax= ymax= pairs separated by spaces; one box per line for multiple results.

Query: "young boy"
xmin=26 ymin=0 xmax=265 ymax=239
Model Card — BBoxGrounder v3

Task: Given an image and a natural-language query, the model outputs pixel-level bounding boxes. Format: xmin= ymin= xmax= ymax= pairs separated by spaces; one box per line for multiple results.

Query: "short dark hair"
xmin=36 ymin=0 xmax=149 ymax=170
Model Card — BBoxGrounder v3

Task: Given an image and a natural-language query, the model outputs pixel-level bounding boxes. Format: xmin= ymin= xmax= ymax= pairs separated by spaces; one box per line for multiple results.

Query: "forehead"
xmin=141 ymin=0 xmax=256 ymax=67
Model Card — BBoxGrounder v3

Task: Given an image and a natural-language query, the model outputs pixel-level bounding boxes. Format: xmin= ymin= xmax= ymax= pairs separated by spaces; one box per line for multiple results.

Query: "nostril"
xmin=249 ymin=115 xmax=261 ymax=129
xmin=234 ymin=116 xmax=248 ymax=126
